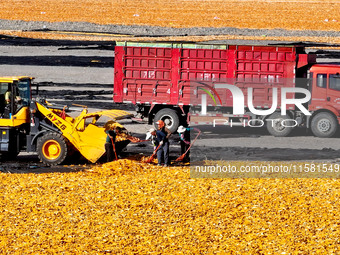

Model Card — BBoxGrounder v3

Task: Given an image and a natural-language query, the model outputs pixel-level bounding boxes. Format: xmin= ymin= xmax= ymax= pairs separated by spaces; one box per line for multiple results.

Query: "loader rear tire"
xmin=37 ymin=132 xmax=68 ymax=166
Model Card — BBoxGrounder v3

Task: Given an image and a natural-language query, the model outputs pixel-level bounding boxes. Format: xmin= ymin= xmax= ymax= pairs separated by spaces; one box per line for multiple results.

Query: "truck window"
xmin=329 ymin=74 xmax=340 ymax=91
xmin=317 ymin=74 xmax=327 ymax=88
xmin=18 ymin=79 xmax=31 ymax=107
xmin=0 ymin=83 xmax=10 ymax=94
xmin=0 ymin=83 xmax=10 ymax=115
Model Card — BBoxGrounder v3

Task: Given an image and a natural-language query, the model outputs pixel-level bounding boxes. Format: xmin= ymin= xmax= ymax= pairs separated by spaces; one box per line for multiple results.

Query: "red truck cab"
xmin=308 ymin=64 xmax=340 ymax=137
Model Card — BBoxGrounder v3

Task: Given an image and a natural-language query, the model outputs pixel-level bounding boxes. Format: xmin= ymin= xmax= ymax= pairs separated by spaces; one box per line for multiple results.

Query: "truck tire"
xmin=266 ymin=112 xmax=294 ymax=137
xmin=37 ymin=132 xmax=68 ymax=166
xmin=154 ymin=109 xmax=180 ymax=133
xmin=311 ymin=112 xmax=338 ymax=138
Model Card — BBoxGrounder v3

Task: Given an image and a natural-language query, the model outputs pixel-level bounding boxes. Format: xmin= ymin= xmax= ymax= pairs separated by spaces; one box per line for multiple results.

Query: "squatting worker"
xmin=156 ymin=120 xmax=171 ymax=167
xmin=105 ymin=124 xmax=118 ymax=162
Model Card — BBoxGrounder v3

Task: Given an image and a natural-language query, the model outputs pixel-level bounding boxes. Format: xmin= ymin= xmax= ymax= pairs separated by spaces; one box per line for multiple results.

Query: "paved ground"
xmin=1 ymin=36 xmax=340 ymax=172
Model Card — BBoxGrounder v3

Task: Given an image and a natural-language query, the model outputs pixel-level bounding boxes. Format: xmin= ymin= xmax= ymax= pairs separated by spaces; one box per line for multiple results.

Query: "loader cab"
xmin=308 ymin=65 xmax=340 ymax=113
xmin=0 ymin=77 xmax=33 ymax=157
xmin=0 ymin=77 xmax=32 ymax=120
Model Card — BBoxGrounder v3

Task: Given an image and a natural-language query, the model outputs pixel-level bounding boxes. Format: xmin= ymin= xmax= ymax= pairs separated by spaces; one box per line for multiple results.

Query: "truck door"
xmin=0 ymin=82 xmax=8 ymax=117
xmin=327 ymin=74 xmax=340 ymax=111
xmin=310 ymin=73 xmax=328 ymax=111
xmin=0 ymin=82 xmax=13 ymax=119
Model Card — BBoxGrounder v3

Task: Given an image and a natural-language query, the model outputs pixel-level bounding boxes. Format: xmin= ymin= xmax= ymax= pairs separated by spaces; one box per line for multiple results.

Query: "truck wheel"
xmin=311 ymin=112 xmax=338 ymax=138
xmin=154 ymin=109 xmax=180 ymax=133
xmin=266 ymin=112 xmax=294 ymax=137
xmin=37 ymin=132 xmax=68 ymax=166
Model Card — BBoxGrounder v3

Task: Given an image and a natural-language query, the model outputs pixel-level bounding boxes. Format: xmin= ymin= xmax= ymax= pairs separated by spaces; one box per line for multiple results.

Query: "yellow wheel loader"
xmin=0 ymin=76 xmax=133 ymax=165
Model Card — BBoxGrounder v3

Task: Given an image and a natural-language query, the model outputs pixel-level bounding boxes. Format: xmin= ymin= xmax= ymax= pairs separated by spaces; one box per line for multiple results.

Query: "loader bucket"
xmin=81 ymin=110 xmax=134 ymax=121
xmin=75 ymin=124 xmax=107 ymax=163
xmin=71 ymin=109 xmax=134 ymax=163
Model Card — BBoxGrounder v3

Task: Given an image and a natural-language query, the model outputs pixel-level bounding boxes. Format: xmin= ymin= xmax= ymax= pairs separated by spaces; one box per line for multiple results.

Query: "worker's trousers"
xmin=157 ymin=141 xmax=169 ymax=165
xmin=180 ymin=140 xmax=190 ymax=161
xmin=105 ymin=142 xmax=114 ymax=162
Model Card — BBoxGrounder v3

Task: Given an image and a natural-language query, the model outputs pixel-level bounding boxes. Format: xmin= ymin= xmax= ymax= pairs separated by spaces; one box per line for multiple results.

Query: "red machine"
xmin=113 ymin=42 xmax=340 ymax=137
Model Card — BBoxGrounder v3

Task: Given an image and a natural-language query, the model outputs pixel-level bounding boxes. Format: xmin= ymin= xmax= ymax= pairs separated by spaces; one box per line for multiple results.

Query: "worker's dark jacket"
xmin=157 ymin=127 xmax=171 ymax=143
xmin=156 ymin=130 xmax=166 ymax=144
xmin=105 ymin=130 xmax=117 ymax=143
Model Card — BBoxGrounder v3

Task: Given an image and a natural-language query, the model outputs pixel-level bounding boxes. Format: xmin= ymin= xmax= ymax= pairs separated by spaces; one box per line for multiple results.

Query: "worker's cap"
xmin=177 ymin=125 xmax=186 ymax=133
xmin=156 ymin=120 xmax=165 ymax=128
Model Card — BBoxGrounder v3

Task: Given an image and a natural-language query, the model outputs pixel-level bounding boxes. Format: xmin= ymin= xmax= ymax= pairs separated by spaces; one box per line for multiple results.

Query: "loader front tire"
xmin=37 ymin=132 xmax=68 ymax=166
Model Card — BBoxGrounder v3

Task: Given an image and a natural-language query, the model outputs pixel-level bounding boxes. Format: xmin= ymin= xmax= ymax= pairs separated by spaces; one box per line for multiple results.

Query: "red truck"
xmin=113 ymin=41 xmax=340 ymax=137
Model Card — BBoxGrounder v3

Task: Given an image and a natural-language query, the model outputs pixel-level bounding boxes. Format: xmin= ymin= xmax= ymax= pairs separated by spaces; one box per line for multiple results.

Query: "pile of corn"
xmin=1 ymin=0 xmax=339 ymax=44
xmin=0 ymin=158 xmax=340 ymax=253
xmin=1 ymin=0 xmax=339 ymax=31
